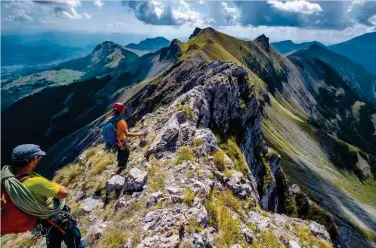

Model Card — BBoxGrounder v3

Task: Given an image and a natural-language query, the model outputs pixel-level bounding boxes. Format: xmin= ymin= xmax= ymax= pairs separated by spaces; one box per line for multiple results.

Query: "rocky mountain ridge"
xmin=2 ymin=27 xmax=375 ymax=248
xmin=3 ymin=59 xmax=335 ymax=248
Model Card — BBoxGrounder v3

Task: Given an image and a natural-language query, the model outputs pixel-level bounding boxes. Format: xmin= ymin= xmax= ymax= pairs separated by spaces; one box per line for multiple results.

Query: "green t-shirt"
xmin=22 ymin=175 xmax=61 ymax=217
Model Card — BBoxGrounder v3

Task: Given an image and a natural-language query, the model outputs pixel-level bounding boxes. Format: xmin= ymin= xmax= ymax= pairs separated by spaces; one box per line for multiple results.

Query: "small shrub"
xmin=213 ymin=207 xmax=243 ymax=247
xmin=205 ymin=199 xmax=219 ymax=230
xmin=184 ymin=187 xmax=195 ymax=205
xmin=82 ymin=175 xmax=106 ymax=196
xmin=261 ymin=157 xmax=273 ymax=190
xmin=88 ymin=153 xmax=114 ymax=177
xmin=54 ymin=163 xmax=83 ymax=186
xmin=98 ymin=228 xmax=127 ymax=248
xmin=176 ymin=146 xmax=195 ymax=164
xmin=259 ymin=230 xmax=280 ymax=248
xmin=284 ymin=191 xmax=298 ymax=217
xmin=180 ymin=241 xmax=194 ymax=248
xmin=176 ymin=103 xmax=194 ymax=117
xmin=223 ymin=169 xmax=233 ymax=178
xmin=84 ymin=147 xmax=98 ymax=160
xmin=295 ymin=225 xmax=332 ymax=248
xmin=218 ymin=137 xmax=249 ymax=177
xmin=193 ymin=138 xmax=204 ymax=147
xmin=212 ymin=150 xmax=226 ymax=171
xmin=185 ymin=216 xmax=203 ymax=233
xmin=148 ymin=169 xmax=167 ymax=192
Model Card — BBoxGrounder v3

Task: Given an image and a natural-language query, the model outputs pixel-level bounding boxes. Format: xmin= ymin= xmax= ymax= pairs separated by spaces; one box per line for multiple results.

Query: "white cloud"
xmin=126 ymin=0 xmax=202 ymax=26
xmin=268 ymin=0 xmax=323 ymax=15
xmin=368 ymin=15 xmax=376 ymax=25
xmin=172 ymin=0 xmax=202 ymax=25
xmin=94 ymin=0 xmax=104 ymax=8
xmin=54 ymin=6 xmax=90 ymax=19
xmin=206 ymin=2 xmax=239 ymax=26
xmin=7 ymin=12 xmax=33 ymax=22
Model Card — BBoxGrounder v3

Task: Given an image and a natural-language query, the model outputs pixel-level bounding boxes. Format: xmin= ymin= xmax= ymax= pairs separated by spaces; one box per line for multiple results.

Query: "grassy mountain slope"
xmin=146 ymin=27 xmax=376 ymax=245
xmin=1 ymin=41 xmax=140 ymax=110
xmin=329 ymin=32 xmax=376 ymax=74
xmin=54 ymin=41 xmax=139 ymax=79
xmin=291 ymin=44 xmax=376 ymax=104
xmin=272 ymin=40 xmax=325 ymax=55
xmin=1 ymin=69 xmax=83 ymax=110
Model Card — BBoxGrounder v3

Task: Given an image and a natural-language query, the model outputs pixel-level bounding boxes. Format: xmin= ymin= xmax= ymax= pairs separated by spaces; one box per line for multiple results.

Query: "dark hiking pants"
xmin=117 ymin=148 xmax=130 ymax=169
xmin=46 ymin=224 xmax=82 ymax=248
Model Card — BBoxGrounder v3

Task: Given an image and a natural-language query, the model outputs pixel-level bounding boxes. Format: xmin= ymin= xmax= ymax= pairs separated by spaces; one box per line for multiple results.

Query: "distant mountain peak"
xmin=125 ymin=37 xmax=170 ymax=52
xmin=189 ymin=27 xmax=202 ymax=40
xmin=159 ymin=39 xmax=183 ymax=61
xmin=255 ymin=34 xmax=270 ymax=50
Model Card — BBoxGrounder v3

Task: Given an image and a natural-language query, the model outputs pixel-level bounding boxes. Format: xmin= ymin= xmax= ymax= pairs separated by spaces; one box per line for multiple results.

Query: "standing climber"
xmin=103 ymin=102 xmax=145 ymax=174
xmin=1 ymin=144 xmax=84 ymax=248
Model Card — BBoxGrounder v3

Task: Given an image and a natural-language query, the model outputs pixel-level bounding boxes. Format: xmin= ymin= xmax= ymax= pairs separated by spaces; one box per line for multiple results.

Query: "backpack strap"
xmin=15 ymin=173 xmax=31 ymax=182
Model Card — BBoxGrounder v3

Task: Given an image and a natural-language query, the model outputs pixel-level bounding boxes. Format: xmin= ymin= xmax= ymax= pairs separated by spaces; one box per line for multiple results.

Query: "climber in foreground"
xmin=1 ymin=144 xmax=84 ymax=248
xmin=102 ymin=102 xmax=145 ymax=174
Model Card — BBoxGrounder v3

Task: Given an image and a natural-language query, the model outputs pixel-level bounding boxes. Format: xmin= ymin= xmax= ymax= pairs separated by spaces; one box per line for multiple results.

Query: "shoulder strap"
xmin=15 ymin=173 xmax=31 ymax=182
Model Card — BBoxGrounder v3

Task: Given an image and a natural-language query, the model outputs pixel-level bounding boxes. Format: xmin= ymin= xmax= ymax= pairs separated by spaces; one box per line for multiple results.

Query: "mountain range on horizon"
xmin=271 ymin=32 xmax=376 ymax=74
xmin=2 ymin=27 xmax=376 ymax=248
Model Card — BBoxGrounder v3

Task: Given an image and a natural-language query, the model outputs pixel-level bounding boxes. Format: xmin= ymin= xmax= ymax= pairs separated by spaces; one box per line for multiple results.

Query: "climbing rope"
xmin=1 ymin=166 xmax=65 ymax=218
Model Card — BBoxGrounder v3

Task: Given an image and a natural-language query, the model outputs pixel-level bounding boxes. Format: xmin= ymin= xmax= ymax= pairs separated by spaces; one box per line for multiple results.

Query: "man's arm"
xmin=55 ymin=185 xmax=69 ymax=199
xmin=124 ymin=129 xmax=144 ymax=137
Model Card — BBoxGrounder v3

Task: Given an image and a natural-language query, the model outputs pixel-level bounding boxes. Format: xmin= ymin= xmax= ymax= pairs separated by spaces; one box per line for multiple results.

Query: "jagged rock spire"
xmin=255 ymin=34 xmax=270 ymax=50
xmin=189 ymin=27 xmax=202 ymax=40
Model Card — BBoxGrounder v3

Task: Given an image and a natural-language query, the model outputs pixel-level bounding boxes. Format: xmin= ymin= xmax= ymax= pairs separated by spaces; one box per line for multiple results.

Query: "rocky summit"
xmin=2 ymin=26 xmax=376 ymax=248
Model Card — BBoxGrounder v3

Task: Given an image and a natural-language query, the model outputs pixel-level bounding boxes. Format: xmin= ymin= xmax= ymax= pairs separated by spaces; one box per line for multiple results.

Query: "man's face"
xmin=30 ymin=156 xmax=42 ymax=170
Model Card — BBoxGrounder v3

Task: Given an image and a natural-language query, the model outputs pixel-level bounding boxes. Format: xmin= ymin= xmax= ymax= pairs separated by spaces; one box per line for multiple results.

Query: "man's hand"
xmin=138 ymin=131 xmax=147 ymax=137
xmin=55 ymin=185 xmax=69 ymax=199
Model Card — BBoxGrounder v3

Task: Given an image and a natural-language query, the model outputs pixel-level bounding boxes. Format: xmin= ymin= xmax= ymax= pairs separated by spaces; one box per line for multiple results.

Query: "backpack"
xmin=102 ymin=116 xmax=123 ymax=148
xmin=1 ymin=175 xmax=39 ymax=235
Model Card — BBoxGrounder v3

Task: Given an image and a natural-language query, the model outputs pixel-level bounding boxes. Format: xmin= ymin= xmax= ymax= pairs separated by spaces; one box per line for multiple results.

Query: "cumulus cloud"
xmin=235 ymin=1 xmax=357 ymax=30
xmin=94 ymin=0 xmax=104 ymax=8
xmin=7 ymin=12 xmax=33 ymax=22
xmin=54 ymin=6 xmax=90 ymax=19
xmin=35 ymin=0 xmax=91 ymax=19
xmin=2 ymin=1 xmax=35 ymax=23
xmin=347 ymin=0 xmax=376 ymax=26
xmin=125 ymin=0 xmax=202 ymax=26
xmin=205 ymin=2 xmax=239 ymax=26
xmin=267 ymin=0 xmax=322 ymax=15
xmin=369 ymin=15 xmax=376 ymax=26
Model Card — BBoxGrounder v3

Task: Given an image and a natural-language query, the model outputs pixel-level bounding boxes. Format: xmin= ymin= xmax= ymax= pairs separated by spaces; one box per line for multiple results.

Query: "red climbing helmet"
xmin=113 ymin=102 xmax=126 ymax=114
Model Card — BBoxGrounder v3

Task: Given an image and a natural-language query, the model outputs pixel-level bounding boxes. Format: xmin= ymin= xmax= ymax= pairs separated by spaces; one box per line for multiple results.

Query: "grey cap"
xmin=12 ymin=144 xmax=46 ymax=161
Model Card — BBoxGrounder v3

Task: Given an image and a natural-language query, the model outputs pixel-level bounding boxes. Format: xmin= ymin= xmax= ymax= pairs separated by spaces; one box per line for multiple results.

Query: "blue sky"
xmin=1 ymin=0 xmax=376 ymax=44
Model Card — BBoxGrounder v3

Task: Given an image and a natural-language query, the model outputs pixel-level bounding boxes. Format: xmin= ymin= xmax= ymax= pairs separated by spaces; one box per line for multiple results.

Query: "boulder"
xmin=309 ymin=222 xmax=331 ymax=241
xmin=288 ymin=240 xmax=301 ymax=248
xmin=106 ymin=175 xmax=125 ymax=199
xmin=167 ymin=187 xmax=181 ymax=195
xmin=125 ymin=168 xmax=148 ymax=192
xmin=147 ymin=191 xmax=163 ymax=208
xmin=242 ymin=227 xmax=254 ymax=244
xmin=86 ymin=220 xmax=108 ymax=244
xmin=80 ymin=196 xmax=104 ymax=212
